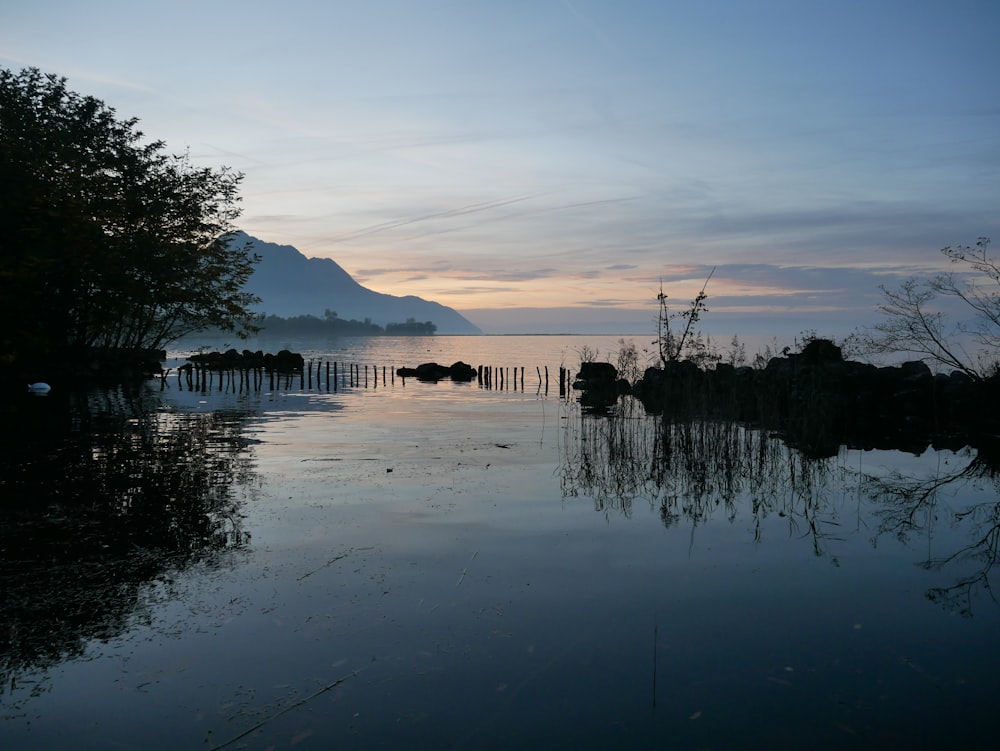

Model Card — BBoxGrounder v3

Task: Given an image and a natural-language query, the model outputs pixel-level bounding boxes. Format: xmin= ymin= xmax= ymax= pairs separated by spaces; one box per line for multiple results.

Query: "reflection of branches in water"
xmin=926 ymin=502 xmax=1000 ymax=616
xmin=858 ymin=450 xmax=1000 ymax=616
xmin=561 ymin=398 xmax=1000 ymax=615
xmin=0 ymin=386 xmax=257 ymax=710
xmin=559 ymin=397 xmax=654 ymax=519
xmin=559 ymin=398 xmax=845 ymax=556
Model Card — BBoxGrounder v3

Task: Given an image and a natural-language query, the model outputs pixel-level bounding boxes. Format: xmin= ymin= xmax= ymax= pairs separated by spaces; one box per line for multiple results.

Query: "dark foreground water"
xmin=2 ymin=337 xmax=998 ymax=749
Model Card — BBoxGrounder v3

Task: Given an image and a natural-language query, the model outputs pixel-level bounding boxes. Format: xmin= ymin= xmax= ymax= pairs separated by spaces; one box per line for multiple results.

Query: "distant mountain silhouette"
xmin=236 ymin=232 xmax=481 ymax=334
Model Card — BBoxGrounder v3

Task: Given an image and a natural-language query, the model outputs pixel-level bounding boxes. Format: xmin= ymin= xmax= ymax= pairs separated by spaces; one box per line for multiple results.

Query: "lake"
xmin=2 ymin=335 xmax=998 ymax=749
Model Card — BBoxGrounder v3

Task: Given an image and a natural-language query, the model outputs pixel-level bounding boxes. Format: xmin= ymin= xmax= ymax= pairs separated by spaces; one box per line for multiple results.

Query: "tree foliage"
xmin=0 ymin=67 xmax=260 ymax=366
xmin=228 ymin=314 xmax=437 ymax=337
xmin=385 ymin=318 xmax=437 ymax=335
xmin=863 ymin=237 xmax=998 ymax=380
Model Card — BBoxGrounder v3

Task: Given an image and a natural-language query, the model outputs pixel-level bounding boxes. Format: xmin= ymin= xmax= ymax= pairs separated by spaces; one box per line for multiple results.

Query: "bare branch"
xmin=863 ymin=237 xmax=996 ymax=379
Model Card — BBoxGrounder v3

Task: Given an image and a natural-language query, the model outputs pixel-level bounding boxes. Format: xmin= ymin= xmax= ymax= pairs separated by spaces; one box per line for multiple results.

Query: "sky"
xmin=3 ymin=0 xmax=998 ymax=336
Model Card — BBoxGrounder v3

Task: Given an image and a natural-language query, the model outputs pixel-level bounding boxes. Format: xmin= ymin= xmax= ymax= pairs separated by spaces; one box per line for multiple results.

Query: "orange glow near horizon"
xmin=330 ymin=260 xmax=865 ymax=314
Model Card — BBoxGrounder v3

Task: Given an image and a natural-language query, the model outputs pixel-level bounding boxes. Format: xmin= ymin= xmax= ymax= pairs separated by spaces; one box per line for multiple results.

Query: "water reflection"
xmin=861 ymin=443 xmax=1000 ymax=616
xmin=560 ymin=396 xmax=1000 ymax=615
xmin=0 ymin=387 xmax=256 ymax=710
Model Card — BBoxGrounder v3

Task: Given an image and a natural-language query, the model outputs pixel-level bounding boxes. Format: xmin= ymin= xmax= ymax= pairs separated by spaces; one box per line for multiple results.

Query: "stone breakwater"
xmin=186 ymin=348 xmax=305 ymax=372
xmin=573 ymin=339 xmax=1000 ymax=458
xmin=395 ymin=361 xmax=478 ymax=381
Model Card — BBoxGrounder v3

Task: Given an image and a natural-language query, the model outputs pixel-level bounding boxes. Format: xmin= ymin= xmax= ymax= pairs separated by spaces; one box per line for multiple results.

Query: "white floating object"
xmin=27 ymin=382 xmax=51 ymax=394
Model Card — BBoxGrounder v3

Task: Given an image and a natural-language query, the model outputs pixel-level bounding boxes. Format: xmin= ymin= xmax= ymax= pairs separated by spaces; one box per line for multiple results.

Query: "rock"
xmin=449 ymin=361 xmax=478 ymax=381
xmin=191 ymin=349 xmax=303 ymax=372
xmin=395 ymin=361 xmax=479 ymax=382
xmin=580 ymin=343 xmax=999 ymax=453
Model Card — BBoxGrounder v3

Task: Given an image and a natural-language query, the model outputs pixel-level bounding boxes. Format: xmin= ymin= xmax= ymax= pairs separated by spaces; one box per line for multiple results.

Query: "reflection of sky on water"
xmin=3 ymin=381 xmax=999 ymax=749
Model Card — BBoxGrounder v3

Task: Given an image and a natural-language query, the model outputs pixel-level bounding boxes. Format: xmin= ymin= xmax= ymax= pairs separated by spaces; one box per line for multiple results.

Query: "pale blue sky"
xmin=3 ymin=0 xmax=998 ymax=335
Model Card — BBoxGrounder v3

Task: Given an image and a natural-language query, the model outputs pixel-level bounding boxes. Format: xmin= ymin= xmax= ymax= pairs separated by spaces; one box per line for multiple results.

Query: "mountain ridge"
xmin=236 ymin=232 xmax=481 ymax=335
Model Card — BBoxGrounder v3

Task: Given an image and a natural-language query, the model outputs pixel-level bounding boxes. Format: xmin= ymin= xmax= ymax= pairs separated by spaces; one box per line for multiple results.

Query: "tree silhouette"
xmin=0 ymin=68 xmax=260 ymax=369
xmin=863 ymin=237 xmax=998 ymax=380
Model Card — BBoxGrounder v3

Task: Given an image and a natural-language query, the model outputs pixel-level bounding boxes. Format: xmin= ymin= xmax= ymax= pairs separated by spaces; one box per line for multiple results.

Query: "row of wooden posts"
xmin=172 ymin=361 xmax=572 ymax=397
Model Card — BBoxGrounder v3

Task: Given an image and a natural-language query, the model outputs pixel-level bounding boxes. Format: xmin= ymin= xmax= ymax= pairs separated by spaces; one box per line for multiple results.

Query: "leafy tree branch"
xmin=0 ymin=67 xmax=261 ymax=366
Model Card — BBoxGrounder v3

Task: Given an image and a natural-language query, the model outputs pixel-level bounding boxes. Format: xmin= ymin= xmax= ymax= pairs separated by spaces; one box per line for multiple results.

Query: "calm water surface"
xmin=2 ymin=336 xmax=998 ymax=749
